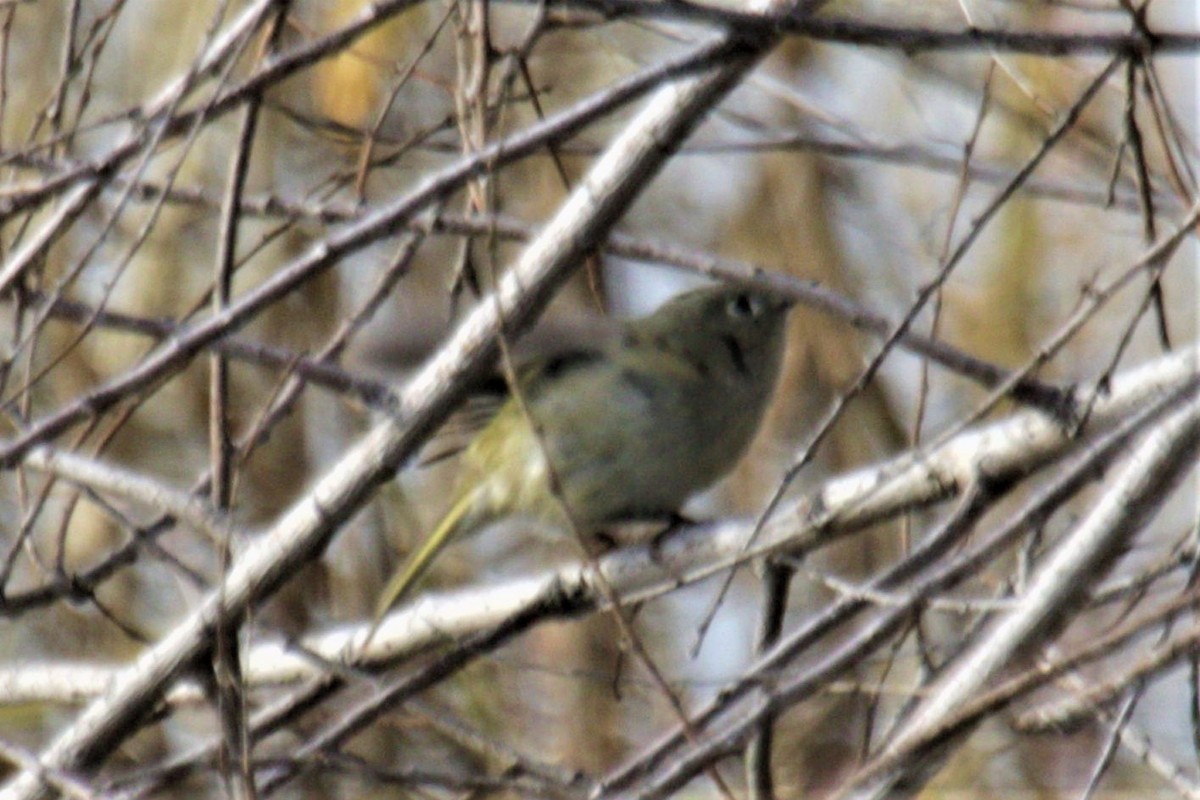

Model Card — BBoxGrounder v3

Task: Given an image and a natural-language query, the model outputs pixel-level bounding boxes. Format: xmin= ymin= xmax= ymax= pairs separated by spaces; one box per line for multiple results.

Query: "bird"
xmin=368 ymin=282 xmax=792 ymax=637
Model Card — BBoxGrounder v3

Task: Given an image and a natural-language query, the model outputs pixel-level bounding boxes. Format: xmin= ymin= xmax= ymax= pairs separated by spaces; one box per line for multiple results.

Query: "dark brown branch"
xmin=540 ymin=2 xmax=1200 ymax=57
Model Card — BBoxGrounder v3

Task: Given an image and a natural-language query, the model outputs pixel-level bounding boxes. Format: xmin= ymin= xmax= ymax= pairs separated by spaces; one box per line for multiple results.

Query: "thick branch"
xmin=0 ymin=13 xmax=790 ymax=800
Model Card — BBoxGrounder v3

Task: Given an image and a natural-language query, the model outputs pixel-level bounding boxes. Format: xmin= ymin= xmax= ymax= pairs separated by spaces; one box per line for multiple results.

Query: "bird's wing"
xmin=417 ymin=346 xmax=607 ymax=467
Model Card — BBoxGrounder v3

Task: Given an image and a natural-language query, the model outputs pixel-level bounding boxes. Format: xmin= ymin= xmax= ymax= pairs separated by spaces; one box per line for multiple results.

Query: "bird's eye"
xmin=727 ymin=293 xmax=760 ymax=318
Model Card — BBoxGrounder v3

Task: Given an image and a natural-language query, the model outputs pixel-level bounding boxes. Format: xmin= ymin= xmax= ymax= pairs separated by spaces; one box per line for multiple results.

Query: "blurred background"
xmin=0 ymin=1 xmax=1196 ymax=797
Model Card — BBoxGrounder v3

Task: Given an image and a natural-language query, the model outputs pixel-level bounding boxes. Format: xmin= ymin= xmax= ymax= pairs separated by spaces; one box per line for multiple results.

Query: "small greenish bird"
xmin=371 ymin=282 xmax=792 ymax=630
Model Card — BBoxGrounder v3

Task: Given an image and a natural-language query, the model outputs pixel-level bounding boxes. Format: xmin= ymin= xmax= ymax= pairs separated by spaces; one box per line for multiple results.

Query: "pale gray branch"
xmin=0 ymin=11 xmax=789 ymax=800
xmin=839 ymin=383 xmax=1200 ymax=800
xmin=22 ymin=446 xmax=236 ymax=548
xmin=0 ymin=346 xmax=1192 ymax=712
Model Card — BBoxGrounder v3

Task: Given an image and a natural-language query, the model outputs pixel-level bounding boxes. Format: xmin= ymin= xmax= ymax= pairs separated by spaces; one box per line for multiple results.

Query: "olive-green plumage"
xmin=370 ymin=283 xmax=791 ymax=631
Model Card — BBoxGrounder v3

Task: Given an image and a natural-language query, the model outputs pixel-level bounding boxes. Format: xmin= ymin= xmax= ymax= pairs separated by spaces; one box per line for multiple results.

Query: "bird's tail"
xmin=363 ymin=489 xmax=480 ymax=647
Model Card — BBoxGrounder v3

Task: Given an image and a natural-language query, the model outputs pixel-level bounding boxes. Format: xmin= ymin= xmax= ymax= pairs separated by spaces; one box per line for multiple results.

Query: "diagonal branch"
xmin=838 ymin=391 xmax=1200 ymax=799
xmin=0 ymin=11 xmax=795 ymax=800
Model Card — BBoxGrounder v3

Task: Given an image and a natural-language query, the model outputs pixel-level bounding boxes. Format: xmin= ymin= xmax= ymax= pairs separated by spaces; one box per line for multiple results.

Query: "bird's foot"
xmin=648 ymin=512 xmax=695 ymax=564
